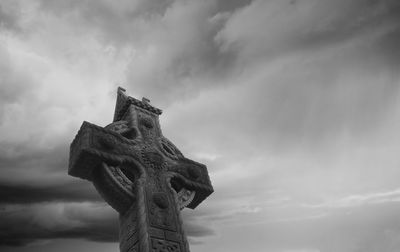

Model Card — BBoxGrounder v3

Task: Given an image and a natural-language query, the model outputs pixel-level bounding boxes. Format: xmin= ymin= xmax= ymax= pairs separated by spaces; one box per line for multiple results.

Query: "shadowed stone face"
xmin=68 ymin=87 xmax=213 ymax=252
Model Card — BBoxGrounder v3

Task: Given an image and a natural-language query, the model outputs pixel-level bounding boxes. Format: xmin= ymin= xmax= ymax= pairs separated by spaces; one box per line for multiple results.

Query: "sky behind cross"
xmin=1 ymin=0 xmax=400 ymax=251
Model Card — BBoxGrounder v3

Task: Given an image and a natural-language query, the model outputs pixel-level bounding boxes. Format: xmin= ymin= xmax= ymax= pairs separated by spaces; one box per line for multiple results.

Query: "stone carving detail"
xmin=153 ymin=192 xmax=169 ymax=209
xmin=120 ymin=204 xmax=139 ymax=252
xmin=109 ymin=165 xmax=135 ymax=192
xmin=152 ymin=238 xmax=181 ymax=252
xmin=105 ymin=120 xmax=129 ymax=132
xmin=176 ymin=189 xmax=195 ymax=210
xmin=140 ymin=117 xmax=154 ymax=129
xmin=148 ymin=191 xmax=176 ymax=231
xmin=106 ymin=120 xmax=138 ymax=142
xmin=68 ymin=88 xmax=213 ymax=252
xmin=138 ymin=114 xmax=156 ymax=140
xmin=142 ymin=146 xmax=165 ymax=170
xmin=159 ymin=138 xmax=182 ymax=160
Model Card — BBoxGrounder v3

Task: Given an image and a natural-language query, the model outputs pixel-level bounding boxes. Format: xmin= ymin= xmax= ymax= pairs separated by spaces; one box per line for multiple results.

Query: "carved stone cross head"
xmin=68 ymin=87 xmax=213 ymax=252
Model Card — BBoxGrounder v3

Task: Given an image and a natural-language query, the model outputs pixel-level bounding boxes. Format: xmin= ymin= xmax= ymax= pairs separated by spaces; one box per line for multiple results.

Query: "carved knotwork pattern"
xmin=105 ymin=120 xmax=139 ymax=142
xmin=148 ymin=191 xmax=176 ymax=231
xmin=92 ymin=128 xmax=142 ymax=163
xmin=153 ymin=192 xmax=169 ymax=209
xmin=159 ymin=138 xmax=182 ymax=160
xmin=110 ymin=166 xmax=135 ymax=192
xmin=152 ymin=238 xmax=181 ymax=252
xmin=105 ymin=120 xmax=129 ymax=132
xmin=92 ymin=163 xmax=134 ymax=214
xmin=141 ymin=146 xmax=166 ymax=171
xmin=138 ymin=113 xmax=156 ymax=140
xmin=120 ymin=204 xmax=139 ymax=252
xmin=135 ymin=106 xmax=157 ymax=117
xmin=167 ymin=159 xmax=207 ymax=185
xmin=176 ymin=189 xmax=195 ymax=210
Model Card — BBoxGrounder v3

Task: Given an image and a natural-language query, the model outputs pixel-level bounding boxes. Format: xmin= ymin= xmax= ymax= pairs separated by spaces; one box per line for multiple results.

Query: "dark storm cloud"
xmin=0 ymin=140 xmax=73 ymax=191
xmin=0 ymin=203 xmax=118 ymax=247
xmin=0 ymin=182 xmax=101 ymax=204
xmin=0 ymin=137 xmax=101 ymax=204
xmin=0 ymin=202 xmax=215 ymax=247
xmin=0 ymin=220 xmax=119 ymax=247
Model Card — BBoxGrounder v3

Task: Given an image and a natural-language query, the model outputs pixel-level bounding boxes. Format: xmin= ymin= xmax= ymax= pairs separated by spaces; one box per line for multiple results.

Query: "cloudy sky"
xmin=1 ymin=0 xmax=400 ymax=251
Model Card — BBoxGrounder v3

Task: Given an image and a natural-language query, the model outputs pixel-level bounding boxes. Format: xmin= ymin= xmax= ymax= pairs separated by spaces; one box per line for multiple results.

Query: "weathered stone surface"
xmin=68 ymin=87 xmax=213 ymax=252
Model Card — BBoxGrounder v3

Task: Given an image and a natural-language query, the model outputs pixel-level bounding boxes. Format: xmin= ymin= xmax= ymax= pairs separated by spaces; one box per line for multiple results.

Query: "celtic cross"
xmin=69 ymin=87 xmax=213 ymax=252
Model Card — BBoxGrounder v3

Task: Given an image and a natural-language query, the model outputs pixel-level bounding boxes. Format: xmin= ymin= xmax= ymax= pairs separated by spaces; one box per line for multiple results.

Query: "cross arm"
xmin=69 ymin=121 xmax=142 ymax=181
xmin=167 ymin=158 xmax=213 ymax=209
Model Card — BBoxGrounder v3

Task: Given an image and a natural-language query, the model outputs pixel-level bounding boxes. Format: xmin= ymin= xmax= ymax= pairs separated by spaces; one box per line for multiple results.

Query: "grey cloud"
xmin=374 ymin=26 xmax=400 ymax=68
xmin=37 ymin=0 xmax=253 ymax=47
xmin=165 ymin=44 xmax=400 ymax=155
xmin=0 ymin=2 xmax=21 ymax=32
xmin=182 ymin=211 xmax=216 ymax=238
xmin=0 ymin=45 xmax=34 ymax=121
xmin=198 ymin=203 xmax=400 ymax=252
xmin=217 ymin=0 xmax=400 ymax=64
xmin=37 ymin=0 xmax=175 ymax=46
xmin=152 ymin=0 xmax=400 ymax=160
xmin=39 ymin=0 xmax=175 ymax=19
xmin=294 ymin=0 xmax=400 ymax=49
xmin=124 ymin=1 xmax=240 ymax=106
xmin=215 ymin=0 xmax=253 ymax=13
xmin=17 ymin=0 xmax=244 ymax=107
xmin=250 ymin=61 xmax=399 ymax=146
xmin=295 ymin=204 xmax=400 ymax=251
xmin=184 ymin=224 xmax=215 ymax=238
xmin=0 ymin=142 xmax=67 ymax=172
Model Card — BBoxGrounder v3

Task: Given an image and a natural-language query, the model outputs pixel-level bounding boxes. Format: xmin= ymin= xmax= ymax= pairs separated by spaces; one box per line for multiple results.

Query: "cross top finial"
xmin=113 ymin=87 xmax=162 ymax=122
xmin=142 ymin=97 xmax=150 ymax=104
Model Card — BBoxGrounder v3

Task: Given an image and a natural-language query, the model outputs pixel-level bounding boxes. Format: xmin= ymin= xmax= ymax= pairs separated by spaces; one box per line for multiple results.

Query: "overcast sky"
xmin=1 ymin=0 xmax=400 ymax=251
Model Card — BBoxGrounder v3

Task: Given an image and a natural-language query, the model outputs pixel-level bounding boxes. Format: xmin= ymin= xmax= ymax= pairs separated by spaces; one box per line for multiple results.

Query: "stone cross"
xmin=69 ymin=87 xmax=213 ymax=252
